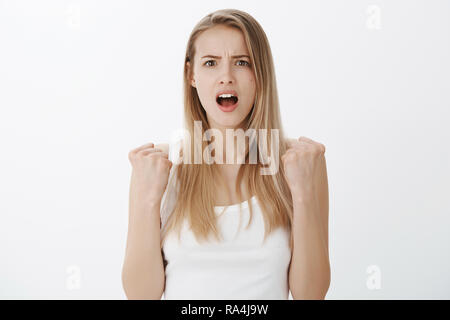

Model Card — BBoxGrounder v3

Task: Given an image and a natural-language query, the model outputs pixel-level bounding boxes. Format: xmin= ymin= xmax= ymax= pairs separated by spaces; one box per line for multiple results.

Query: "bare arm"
xmin=288 ymin=155 xmax=330 ymax=299
xmin=283 ymin=137 xmax=330 ymax=299
xmin=122 ymin=201 xmax=165 ymax=300
xmin=121 ymin=143 xmax=171 ymax=300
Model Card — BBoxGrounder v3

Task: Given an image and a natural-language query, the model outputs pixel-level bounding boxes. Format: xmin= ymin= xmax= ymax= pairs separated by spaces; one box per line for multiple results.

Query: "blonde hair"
xmin=160 ymin=8 xmax=294 ymax=251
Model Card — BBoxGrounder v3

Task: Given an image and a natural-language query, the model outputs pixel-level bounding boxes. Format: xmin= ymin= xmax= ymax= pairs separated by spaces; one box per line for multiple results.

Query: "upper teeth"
xmin=219 ymin=93 xmax=235 ymax=98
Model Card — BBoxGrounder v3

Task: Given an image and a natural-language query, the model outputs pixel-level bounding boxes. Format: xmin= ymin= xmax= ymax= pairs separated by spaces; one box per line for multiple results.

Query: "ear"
xmin=186 ymin=61 xmax=196 ymax=88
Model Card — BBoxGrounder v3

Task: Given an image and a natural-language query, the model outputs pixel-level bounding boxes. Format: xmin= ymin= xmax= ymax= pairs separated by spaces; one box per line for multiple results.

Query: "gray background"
xmin=0 ymin=0 xmax=449 ymax=299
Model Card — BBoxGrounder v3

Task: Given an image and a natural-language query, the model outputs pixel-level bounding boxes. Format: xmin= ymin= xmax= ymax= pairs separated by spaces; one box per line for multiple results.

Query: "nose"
xmin=219 ymin=60 xmax=235 ymax=84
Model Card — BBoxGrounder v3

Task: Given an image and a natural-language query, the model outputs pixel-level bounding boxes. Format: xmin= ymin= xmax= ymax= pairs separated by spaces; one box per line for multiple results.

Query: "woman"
xmin=122 ymin=8 xmax=330 ymax=300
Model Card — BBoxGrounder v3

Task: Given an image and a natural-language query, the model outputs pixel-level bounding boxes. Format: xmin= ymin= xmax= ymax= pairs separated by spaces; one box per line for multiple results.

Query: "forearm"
xmin=122 ymin=201 xmax=165 ymax=300
xmin=289 ymin=198 xmax=330 ymax=300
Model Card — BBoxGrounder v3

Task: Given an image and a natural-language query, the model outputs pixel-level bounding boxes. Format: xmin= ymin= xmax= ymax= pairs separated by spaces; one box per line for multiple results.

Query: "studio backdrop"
xmin=0 ymin=0 xmax=449 ymax=299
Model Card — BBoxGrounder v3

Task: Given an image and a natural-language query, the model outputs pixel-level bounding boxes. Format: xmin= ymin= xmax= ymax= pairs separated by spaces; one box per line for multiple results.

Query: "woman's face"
xmin=187 ymin=25 xmax=256 ymax=130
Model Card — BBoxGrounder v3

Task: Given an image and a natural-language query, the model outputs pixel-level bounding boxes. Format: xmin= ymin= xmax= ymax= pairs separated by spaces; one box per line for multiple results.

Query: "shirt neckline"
xmin=214 ymin=195 xmax=258 ymax=212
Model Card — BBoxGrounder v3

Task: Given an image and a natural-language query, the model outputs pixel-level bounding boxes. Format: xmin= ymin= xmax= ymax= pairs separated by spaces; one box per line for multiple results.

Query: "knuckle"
xmin=136 ymin=150 xmax=145 ymax=157
xmin=128 ymin=151 xmax=137 ymax=162
xmin=285 ymin=151 xmax=297 ymax=160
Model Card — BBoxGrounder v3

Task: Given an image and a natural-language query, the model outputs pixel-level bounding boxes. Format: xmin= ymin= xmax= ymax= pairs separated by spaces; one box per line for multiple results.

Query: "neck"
xmin=206 ymin=115 xmax=249 ymax=165
xmin=208 ymin=126 xmax=245 ymax=165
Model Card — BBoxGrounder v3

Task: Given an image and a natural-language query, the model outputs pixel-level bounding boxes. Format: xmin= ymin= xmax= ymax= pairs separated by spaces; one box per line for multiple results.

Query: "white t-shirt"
xmin=159 ymin=139 xmax=292 ymax=300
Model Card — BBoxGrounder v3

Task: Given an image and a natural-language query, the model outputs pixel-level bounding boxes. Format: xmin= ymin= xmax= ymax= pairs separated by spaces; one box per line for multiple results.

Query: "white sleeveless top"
xmin=159 ymin=139 xmax=292 ymax=300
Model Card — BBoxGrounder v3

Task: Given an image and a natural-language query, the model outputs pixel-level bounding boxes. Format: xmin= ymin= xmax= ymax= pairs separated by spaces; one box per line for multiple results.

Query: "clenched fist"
xmin=128 ymin=142 xmax=173 ymax=213
xmin=281 ymin=136 xmax=326 ymax=201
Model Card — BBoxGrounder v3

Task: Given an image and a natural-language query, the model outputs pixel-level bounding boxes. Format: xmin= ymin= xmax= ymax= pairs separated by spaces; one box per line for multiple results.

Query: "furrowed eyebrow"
xmin=200 ymin=55 xmax=250 ymax=59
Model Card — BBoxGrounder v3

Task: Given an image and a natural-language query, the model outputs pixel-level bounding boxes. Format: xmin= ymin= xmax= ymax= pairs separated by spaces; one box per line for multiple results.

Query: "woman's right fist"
xmin=128 ymin=142 xmax=173 ymax=207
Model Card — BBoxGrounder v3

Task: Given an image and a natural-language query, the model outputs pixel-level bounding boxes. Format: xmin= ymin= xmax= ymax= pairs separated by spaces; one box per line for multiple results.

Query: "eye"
xmin=204 ymin=60 xmax=216 ymax=67
xmin=237 ymin=60 xmax=250 ymax=66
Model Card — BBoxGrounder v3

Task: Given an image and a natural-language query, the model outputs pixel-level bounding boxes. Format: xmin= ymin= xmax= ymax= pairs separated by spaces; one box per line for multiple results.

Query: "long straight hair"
xmin=160 ymin=9 xmax=294 ymax=251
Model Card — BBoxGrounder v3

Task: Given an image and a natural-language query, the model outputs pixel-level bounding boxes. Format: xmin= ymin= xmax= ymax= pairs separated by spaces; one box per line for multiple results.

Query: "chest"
xmin=162 ymin=202 xmax=292 ymax=300
xmin=213 ymin=168 xmax=252 ymax=207
xmin=162 ymin=202 xmax=291 ymax=266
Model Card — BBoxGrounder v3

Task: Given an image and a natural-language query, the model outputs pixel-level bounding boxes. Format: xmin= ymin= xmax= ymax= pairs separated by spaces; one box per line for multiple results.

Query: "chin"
xmin=206 ymin=109 xmax=247 ymax=129
xmin=216 ymin=120 xmax=241 ymax=129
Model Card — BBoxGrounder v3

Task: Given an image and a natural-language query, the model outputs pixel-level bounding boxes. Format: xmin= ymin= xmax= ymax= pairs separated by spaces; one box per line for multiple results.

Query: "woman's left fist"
xmin=281 ymin=136 xmax=326 ymax=198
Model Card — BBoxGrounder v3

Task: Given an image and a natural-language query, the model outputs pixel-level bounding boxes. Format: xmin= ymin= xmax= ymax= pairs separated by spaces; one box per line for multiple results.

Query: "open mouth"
xmin=216 ymin=93 xmax=239 ymax=107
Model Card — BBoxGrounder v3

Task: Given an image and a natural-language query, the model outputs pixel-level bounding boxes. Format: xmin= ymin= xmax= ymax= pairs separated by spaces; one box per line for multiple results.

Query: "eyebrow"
xmin=200 ymin=55 xmax=250 ymax=59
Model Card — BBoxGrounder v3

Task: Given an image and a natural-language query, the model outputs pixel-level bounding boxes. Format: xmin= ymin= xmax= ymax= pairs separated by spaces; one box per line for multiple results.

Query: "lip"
xmin=216 ymin=89 xmax=239 ymax=113
xmin=217 ymin=100 xmax=238 ymax=112
xmin=215 ymin=89 xmax=238 ymax=100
